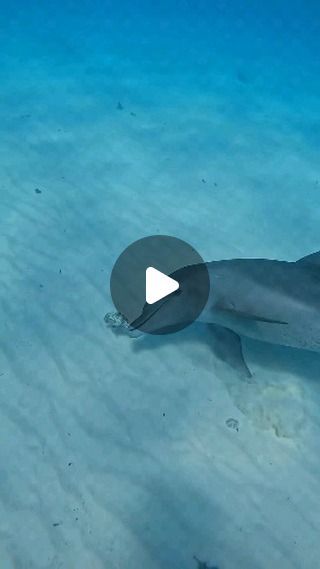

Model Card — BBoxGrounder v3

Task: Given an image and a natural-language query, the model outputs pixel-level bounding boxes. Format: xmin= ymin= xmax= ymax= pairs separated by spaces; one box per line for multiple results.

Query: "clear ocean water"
xmin=1 ymin=2 xmax=320 ymax=568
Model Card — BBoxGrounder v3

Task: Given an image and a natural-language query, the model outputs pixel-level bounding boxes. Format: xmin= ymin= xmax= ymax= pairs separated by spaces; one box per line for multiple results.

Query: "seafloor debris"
xmin=225 ymin=417 xmax=239 ymax=431
xmin=193 ymin=555 xmax=219 ymax=569
xmin=104 ymin=311 xmax=137 ymax=338
xmin=104 ymin=311 xmax=142 ymax=338
xmin=104 ymin=311 xmax=129 ymax=330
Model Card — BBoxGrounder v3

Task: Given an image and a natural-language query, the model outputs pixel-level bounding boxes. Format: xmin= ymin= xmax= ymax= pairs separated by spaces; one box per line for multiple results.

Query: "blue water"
xmin=1 ymin=2 xmax=320 ymax=568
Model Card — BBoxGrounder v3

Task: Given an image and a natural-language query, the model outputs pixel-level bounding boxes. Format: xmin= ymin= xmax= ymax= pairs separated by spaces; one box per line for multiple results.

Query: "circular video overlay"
xmin=110 ymin=235 xmax=210 ymax=335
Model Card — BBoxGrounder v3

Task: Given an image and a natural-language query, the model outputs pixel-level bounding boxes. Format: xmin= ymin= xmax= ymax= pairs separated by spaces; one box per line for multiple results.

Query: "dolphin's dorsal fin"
xmin=216 ymin=303 xmax=287 ymax=325
xmin=297 ymin=251 xmax=320 ymax=265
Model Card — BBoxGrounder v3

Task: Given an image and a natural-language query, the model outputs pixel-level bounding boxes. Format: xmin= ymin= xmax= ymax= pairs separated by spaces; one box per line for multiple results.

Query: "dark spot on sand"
xmin=226 ymin=418 xmax=239 ymax=432
xmin=236 ymin=70 xmax=249 ymax=84
xmin=193 ymin=556 xmax=219 ymax=569
xmin=202 ymin=178 xmax=206 ymax=184
xmin=130 ymin=112 xmax=136 ymax=116
xmin=34 ymin=188 xmax=42 ymax=194
xmin=53 ymin=522 xmax=61 ymax=527
xmin=117 ymin=102 xmax=124 ymax=110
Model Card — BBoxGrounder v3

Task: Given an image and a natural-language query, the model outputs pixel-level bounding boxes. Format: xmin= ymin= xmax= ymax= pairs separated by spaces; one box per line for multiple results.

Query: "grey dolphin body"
xmin=130 ymin=251 xmax=320 ymax=377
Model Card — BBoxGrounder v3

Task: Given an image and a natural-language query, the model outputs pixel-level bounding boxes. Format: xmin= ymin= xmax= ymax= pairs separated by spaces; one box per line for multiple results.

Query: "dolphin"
xmin=129 ymin=251 xmax=320 ymax=378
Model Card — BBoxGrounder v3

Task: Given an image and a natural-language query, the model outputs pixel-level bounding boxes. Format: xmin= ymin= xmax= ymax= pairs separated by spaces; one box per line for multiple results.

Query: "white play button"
xmin=146 ymin=267 xmax=179 ymax=304
xmin=110 ymin=235 xmax=210 ymax=334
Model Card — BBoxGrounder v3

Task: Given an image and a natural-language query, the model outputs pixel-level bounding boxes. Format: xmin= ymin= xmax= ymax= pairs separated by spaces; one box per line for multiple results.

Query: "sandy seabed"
xmin=1 ymin=6 xmax=320 ymax=568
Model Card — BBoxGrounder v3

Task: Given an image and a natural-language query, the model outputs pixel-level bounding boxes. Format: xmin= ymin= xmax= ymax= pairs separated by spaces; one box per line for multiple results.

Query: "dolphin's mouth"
xmin=129 ymin=289 xmax=181 ymax=333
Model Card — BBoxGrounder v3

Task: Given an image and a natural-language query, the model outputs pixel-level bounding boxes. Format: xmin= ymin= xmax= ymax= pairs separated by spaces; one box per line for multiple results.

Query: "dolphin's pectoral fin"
xmin=296 ymin=250 xmax=320 ymax=265
xmin=207 ymin=324 xmax=252 ymax=380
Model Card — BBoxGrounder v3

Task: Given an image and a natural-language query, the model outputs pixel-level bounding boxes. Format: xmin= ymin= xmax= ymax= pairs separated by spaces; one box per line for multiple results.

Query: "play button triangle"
xmin=146 ymin=267 xmax=179 ymax=304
